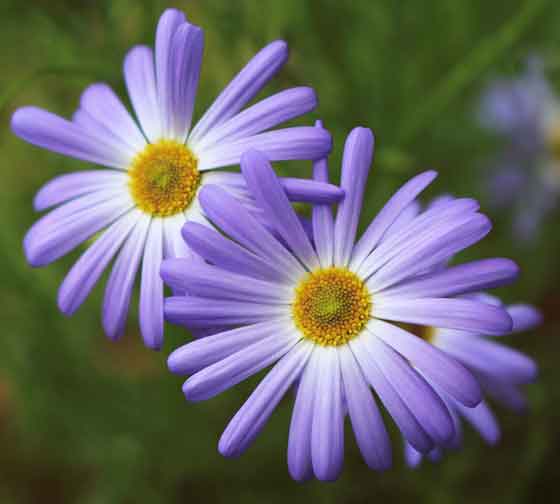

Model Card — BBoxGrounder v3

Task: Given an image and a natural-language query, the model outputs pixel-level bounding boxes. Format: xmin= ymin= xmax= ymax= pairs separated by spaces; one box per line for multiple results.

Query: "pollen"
xmin=292 ymin=267 xmax=371 ymax=346
xmin=128 ymin=140 xmax=200 ymax=217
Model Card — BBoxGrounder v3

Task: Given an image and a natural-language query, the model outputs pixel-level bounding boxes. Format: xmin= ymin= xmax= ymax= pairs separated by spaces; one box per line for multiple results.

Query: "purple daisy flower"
xmin=162 ymin=122 xmax=519 ymax=481
xmin=11 ymin=8 xmax=339 ymax=349
xmin=479 ymin=57 xmax=560 ymax=240
xmin=402 ymin=294 xmax=541 ymax=467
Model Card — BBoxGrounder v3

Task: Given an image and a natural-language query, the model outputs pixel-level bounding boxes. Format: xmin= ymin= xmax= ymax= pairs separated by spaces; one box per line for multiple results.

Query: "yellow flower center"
xmin=292 ymin=267 xmax=371 ymax=346
xmin=546 ymin=119 xmax=560 ymax=162
xmin=128 ymin=140 xmax=200 ymax=217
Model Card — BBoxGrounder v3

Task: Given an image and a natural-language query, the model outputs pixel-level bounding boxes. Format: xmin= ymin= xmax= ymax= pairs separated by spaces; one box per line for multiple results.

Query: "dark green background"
xmin=1 ymin=1 xmax=559 ymax=502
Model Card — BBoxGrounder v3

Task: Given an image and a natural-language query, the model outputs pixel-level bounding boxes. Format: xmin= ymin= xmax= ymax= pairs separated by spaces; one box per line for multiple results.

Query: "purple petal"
xmin=205 ymin=170 xmax=343 ymax=204
xmin=182 ymin=326 xmax=299 ymax=401
xmin=479 ymin=377 xmax=528 ymax=412
xmin=197 ymin=127 xmax=332 ymax=170
xmin=350 ymin=170 xmax=438 ymax=271
xmin=311 ymin=348 xmax=345 ymax=482
xmin=277 ymin=177 xmax=343 ymax=204
xmin=198 ymin=184 xmax=305 ymax=281
xmin=367 ymin=213 xmax=492 ymax=290
xmin=218 ymin=340 xmax=312 ymax=457
xmin=507 ymin=304 xmax=543 ymax=333
xmin=404 ymin=441 xmax=423 ymax=468
xmin=241 ymin=149 xmax=319 ymax=270
xmin=374 ymin=297 xmax=513 ymax=335
xmin=350 ymin=336 xmax=434 ymax=453
xmin=139 ymin=218 xmax=164 ymax=350
xmin=168 ymin=319 xmax=290 ymax=375
xmin=369 ymin=320 xmax=481 ymax=407
xmin=57 ymin=209 xmax=142 ymax=315
xmin=164 ymin=296 xmax=288 ymax=329
xmin=155 ymin=8 xmax=187 ymax=138
xmin=359 ymin=198 xmax=481 ymax=281
xmin=124 ymin=45 xmax=162 ymax=142
xmin=333 ymin=127 xmax=374 ymax=267
xmin=288 ymin=348 xmax=318 ymax=482
xmin=189 ymin=40 xmax=288 ymax=144
xmin=102 ymin=216 xmax=150 ymax=340
xmin=339 ymin=345 xmax=391 ymax=470
xmin=181 ymin=221 xmax=287 ymax=283
xmin=168 ymin=22 xmax=204 ymax=141
xmin=363 ymin=334 xmax=455 ymax=445
xmin=380 ymin=201 xmax=421 ymax=242
xmin=78 ymin=83 xmax=147 ymax=153
xmin=312 ymin=121 xmax=335 ymax=268
xmin=437 ymin=332 xmax=537 ymax=383
xmin=380 ymin=258 xmax=519 ymax=299
xmin=457 ymin=401 xmax=500 ymax=444
xmin=11 ymin=107 xmax=130 ymax=169
xmin=24 ymin=189 xmax=133 ymax=267
xmin=161 ymin=258 xmax=291 ymax=303
xmin=33 ymin=170 xmax=127 ymax=211
xmin=194 ymin=87 xmax=317 ymax=150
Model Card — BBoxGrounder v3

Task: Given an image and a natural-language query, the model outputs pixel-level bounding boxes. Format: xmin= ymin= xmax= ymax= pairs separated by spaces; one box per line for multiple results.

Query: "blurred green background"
xmin=1 ymin=0 xmax=560 ymax=502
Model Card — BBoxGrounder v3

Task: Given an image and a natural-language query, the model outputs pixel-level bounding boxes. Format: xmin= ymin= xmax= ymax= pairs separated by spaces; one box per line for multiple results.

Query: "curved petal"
xmin=189 ymin=40 xmax=288 ymax=144
xmin=240 ymin=149 xmax=319 ymax=270
xmin=124 ymin=45 xmax=162 ymax=142
xmin=312 ymin=120 xmax=335 ymax=268
xmin=204 ymin=170 xmax=343 ymax=204
xmin=155 ymin=8 xmax=187 ymax=138
xmin=164 ymin=296 xmax=288 ymax=329
xmin=369 ymin=319 xmax=481 ymax=407
xmin=168 ymin=22 xmax=204 ymax=142
xmin=182 ymin=327 xmax=299 ymax=401
xmin=333 ymin=127 xmax=374 ymax=267
xmin=161 ymin=259 xmax=292 ymax=304
xmin=24 ymin=189 xmax=133 ymax=267
xmin=363 ymin=334 xmax=455 ymax=445
xmin=358 ymin=198 xmax=481 ymax=281
xmin=181 ymin=221 xmax=288 ymax=283
xmin=78 ymin=83 xmax=147 ymax=153
xmin=194 ymin=87 xmax=317 ymax=151
xmin=508 ymin=304 xmax=543 ymax=333
xmin=196 ymin=127 xmax=332 ymax=171
xmin=373 ymin=297 xmax=513 ymax=336
xmin=367 ymin=213 xmax=492 ymax=290
xmin=102 ymin=215 xmax=151 ymax=340
xmin=350 ymin=171 xmax=437 ymax=271
xmin=350 ymin=336 xmax=433 ymax=453
xmin=57 ymin=209 xmax=142 ymax=315
xmin=456 ymin=401 xmax=500 ymax=444
xmin=218 ymin=340 xmax=312 ymax=458
xmin=11 ymin=107 xmax=130 ymax=169
xmin=33 ymin=170 xmax=127 ymax=211
xmin=71 ymin=108 xmax=139 ymax=166
xmin=339 ymin=345 xmax=391 ymax=471
xmin=288 ymin=347 xmax=318 ymax=482
xmin=168 ymin=319 xmax=291 ymax=375
xmin=437 ymin=333 xmax=537 ymax=383
xmin=311 ymin=347 xmax=345 ymax=482
xmin=379 ymin=258 xmax=519 ymax=299
xmin=198 ymin=184 xmax=306 ymax=281
xmin=139 ymin=218 xmax=165 ymax=350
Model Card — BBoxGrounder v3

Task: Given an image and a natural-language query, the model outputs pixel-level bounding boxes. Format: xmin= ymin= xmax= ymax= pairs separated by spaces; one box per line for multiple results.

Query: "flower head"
xmin=12 ymin=8 xmax=339 ymax=349
xmin=479 ymin=57 xmax=560 ymax=239
xmin=402 ymin=294 xmax=541 ymax=467
xmin=163 ymin=123 xmax=519 ymax=481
